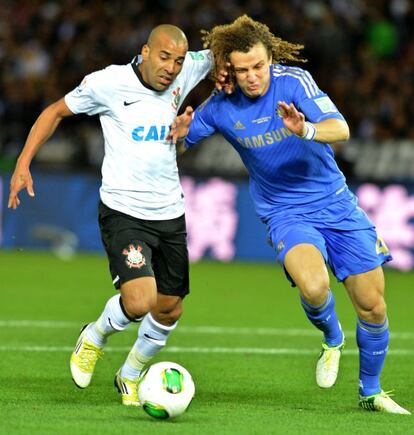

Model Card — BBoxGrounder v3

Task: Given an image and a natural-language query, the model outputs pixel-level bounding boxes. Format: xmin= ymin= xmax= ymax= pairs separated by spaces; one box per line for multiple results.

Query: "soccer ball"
xmin=138 ymin=361 xmax=195 ymax=419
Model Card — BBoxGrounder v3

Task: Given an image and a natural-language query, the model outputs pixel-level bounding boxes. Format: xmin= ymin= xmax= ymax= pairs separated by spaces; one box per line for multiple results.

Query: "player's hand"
xmin=277 ymin=101 xmax=306 ymax=136
xmin=168 ymin=106 xmax=193 ymax=145
xmin=215 ymin=62 xmax=234 ymax=94
xmin=8 ymin=165 xmax=35 ymax=209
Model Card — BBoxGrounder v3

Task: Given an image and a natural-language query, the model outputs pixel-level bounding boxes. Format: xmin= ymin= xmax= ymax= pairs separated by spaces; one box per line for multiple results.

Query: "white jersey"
xmin=65 ymin=50 xmax=213 ymax=220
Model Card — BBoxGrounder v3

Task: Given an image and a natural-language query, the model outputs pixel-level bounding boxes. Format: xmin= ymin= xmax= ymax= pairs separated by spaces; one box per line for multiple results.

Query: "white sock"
xmin=120 ymin=313 xmax=177 ymax=380
xmin=86 ymin=294 xmax=131 ymax=347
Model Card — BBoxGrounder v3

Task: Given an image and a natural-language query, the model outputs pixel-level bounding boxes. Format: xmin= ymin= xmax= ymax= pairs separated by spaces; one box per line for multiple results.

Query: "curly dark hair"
xmin=202 ymin=15 xmax=305 ymax=81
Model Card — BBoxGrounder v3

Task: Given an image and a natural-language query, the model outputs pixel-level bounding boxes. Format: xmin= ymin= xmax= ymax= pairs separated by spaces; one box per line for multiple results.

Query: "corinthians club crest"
xmin=122 ymin=244 xmax=146 ymax=269
xmin=171 ymin=86 xmax=181 ymax=110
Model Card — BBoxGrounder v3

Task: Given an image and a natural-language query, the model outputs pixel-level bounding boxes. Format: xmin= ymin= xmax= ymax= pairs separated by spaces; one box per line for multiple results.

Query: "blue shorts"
xmin=267 ymin=195 xmax=392 ymax=285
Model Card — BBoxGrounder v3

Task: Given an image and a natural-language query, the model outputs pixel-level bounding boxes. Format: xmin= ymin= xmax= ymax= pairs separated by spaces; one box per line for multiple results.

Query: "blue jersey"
xmin=185 ymin=65 xmax=349 ymax=222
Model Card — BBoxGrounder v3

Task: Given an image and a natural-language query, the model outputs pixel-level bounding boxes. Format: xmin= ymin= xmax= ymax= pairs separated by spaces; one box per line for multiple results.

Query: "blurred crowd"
xmin=1 ymin=0 xmax=413 ymax=176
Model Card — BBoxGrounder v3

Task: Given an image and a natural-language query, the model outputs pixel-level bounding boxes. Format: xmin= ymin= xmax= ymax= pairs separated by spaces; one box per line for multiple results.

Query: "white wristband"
xmin=298 ymin=121 xmax=316 ymax=141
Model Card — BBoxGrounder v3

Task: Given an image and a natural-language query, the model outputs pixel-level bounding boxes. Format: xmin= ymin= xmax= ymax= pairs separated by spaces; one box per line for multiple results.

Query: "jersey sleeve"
xmin=64 ymin=68 xmax=111 ymax=116
xmin=289 ymin=68 xmax=345 ymax=123
xmin=177 ymin=50 xmax=213 ymax=107
xmin=184 ymin=93 xmax=218 ymax=149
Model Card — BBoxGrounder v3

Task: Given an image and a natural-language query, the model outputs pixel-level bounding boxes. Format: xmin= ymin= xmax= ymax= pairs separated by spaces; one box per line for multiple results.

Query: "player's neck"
xmin=132 ymin=62 xmax=158 ymax=92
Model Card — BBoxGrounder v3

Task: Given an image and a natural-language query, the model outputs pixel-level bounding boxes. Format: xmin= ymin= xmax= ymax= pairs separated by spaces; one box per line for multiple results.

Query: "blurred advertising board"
xmin=1 ymin=173 xmax=414 ymax=270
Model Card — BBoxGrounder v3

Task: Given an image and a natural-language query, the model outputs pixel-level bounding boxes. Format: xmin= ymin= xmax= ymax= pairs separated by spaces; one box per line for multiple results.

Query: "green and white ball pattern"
xmin=138 ymin=361 xmax=195 ymax=419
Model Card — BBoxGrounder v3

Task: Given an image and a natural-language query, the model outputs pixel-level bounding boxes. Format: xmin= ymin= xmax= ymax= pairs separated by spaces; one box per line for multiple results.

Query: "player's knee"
xmin=299 ymin=276 xmax=330 ymax=305
xmin=122 ymin=290 xmax=157 ymax=318
xmin=169 ymin=303 xmax=183 ymax=323
xmin=121 ymin=277 xmax=158 ymax=318
xmin=359 ymin=299 xmax=387 ymax=324
xmin=158 ymin=309 xmax=182 ymax=326
xmin=153 ymin=298 xmax=183 ymax=326
xmin=372 ymin=300 xmax=387 ymax=323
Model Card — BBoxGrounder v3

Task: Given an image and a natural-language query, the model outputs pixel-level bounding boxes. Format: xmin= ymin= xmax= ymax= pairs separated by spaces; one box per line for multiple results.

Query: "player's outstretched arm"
xmin=168 ymin=106 xmax=194 ymax=154
xmin=8 ymin=98 xmax=74 ymax=209
xmin=277 ymin=101 xmax=349 ymax=143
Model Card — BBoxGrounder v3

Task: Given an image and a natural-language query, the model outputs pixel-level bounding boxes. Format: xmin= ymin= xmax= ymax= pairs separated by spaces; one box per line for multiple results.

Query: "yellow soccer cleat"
xmin=114 ymin=370 xmax=141 ymax=407
xmin=359 ymin=391 xmax=411 ymax=415
xmin=316 ymin=339 xmax=345 ymax=388
xmin=70 ymin=324 xmax=103 ymax=388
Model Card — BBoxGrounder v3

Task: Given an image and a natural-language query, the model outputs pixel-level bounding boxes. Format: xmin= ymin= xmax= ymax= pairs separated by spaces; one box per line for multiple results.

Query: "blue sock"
xmin=301 ymin=289 xmax=343 ymax=346
xmin=357 ymin=318 xmax=389 ymax=397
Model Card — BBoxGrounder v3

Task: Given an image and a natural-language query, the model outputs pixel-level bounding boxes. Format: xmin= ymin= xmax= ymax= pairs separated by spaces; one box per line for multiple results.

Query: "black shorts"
xmin=98 ymin=201 xmax=189 ymax=297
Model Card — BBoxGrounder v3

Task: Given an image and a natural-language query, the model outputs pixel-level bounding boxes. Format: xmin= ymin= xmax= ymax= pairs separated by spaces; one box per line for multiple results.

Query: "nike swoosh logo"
xmin=108 ymin=317 xmax=116 ymax=330
xmin=124 ymin=100 xmax=141 ymax=106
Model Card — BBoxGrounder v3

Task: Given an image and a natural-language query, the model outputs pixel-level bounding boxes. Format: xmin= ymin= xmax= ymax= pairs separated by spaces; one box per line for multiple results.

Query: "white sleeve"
xmin=64 ymin=68 xmax=110 ymax=116
xmin=177 ymin=50 xmax=213 ymax=107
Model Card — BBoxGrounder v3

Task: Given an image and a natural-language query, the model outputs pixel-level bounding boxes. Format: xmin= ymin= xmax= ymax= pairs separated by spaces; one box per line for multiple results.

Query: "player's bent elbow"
xmin=338 ymin=120 xmax=350 ymax=142
xmin=342 ymin=123 xmax=350 ymax=141
xmin=46 ymin=98 xmax=74 ymax=120
xmin=329 ymin=122 xmax=350 ymax=143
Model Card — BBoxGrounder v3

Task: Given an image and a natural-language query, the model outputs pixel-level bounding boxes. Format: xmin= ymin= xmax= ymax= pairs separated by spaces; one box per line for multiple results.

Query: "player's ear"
xmin=266 ymin=49 xmax=273 ymax=66
xmin=141 ymin=44 xmax=150 ymax=61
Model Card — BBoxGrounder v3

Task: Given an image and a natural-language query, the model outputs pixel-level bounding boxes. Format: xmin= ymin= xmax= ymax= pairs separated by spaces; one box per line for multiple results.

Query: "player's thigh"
xmin=269 ymin=220 xmax=329 ymax=290
xmin=98 ymin=201 xmax=156 ymax=289
xmin=153 ymin=215 xmax=190 ymax=298
xmin=284 ymin=243 xmax=330 ymax=294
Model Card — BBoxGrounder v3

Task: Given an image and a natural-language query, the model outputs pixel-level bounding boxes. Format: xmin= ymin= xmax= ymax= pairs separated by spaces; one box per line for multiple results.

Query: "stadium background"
xmin=1 ymin=1 xmax=414 ymax=433
xmin=1 ymin=0 xmax=414 ymax=268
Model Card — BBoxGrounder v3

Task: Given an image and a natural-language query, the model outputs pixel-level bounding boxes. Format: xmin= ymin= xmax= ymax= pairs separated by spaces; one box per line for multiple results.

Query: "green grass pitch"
xmin=0 ymin=250 xmax=412 ymax=434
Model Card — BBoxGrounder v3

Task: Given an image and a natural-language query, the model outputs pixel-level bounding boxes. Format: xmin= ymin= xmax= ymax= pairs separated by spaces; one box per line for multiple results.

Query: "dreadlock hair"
xmin=202 ymin=15 xmax=306 ymax=82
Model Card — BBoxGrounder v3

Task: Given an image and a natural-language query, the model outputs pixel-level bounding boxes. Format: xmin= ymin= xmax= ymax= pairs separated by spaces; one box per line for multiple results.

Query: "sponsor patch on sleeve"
xmin=188 ymin=51 xmax=205 ymax=61
xmin=314 ymin=96 xmax=337 ymax=113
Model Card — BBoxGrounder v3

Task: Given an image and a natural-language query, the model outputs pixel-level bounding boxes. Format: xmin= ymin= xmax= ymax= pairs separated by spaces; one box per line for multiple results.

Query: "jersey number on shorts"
xmin=376 ymin=237 xmax=390 ymax=256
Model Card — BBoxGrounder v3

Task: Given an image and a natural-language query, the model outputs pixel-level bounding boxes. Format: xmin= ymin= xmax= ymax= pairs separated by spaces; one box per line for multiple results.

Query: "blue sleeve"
xmin=184 ymin=95 xmax=218 ymax=149
xmin=290 ymin=68 xmax=345 ymax=123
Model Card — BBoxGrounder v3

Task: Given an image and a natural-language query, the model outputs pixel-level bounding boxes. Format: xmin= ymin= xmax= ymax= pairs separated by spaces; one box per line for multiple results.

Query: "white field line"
xmin=0 ymin=320 xmax=413 ymax=340
xmin=0 ymin=345 xmax=413 ymax=356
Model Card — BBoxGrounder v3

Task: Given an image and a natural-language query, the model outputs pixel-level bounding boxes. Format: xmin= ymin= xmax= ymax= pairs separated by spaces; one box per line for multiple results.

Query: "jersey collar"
xmin=131 ymin=59 xmax=159 ymax=92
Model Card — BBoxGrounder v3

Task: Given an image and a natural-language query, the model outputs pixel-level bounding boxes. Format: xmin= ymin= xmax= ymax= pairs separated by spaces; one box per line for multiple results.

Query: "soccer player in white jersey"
xmin=8 ymin=24 xmax=214 ymax=406
xmin=169 ymin=16 xmax=410 ymax=415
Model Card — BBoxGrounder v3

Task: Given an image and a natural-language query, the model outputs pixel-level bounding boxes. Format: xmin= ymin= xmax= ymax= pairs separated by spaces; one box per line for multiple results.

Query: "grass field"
xmin=0 ymin=250 xmax=412 ymax=434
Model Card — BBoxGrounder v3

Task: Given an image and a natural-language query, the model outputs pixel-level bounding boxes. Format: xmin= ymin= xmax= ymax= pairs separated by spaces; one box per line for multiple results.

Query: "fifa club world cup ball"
xmin=138 ymin=361 xmax=195 ymax=419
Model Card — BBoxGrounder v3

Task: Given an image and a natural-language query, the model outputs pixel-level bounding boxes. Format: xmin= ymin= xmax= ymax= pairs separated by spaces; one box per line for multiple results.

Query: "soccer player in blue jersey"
xmin=170 ymin=15 xmax=410 ymax=414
